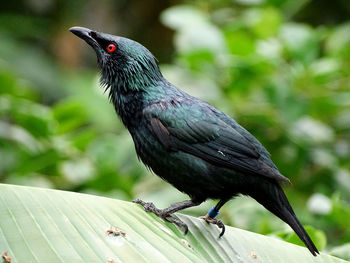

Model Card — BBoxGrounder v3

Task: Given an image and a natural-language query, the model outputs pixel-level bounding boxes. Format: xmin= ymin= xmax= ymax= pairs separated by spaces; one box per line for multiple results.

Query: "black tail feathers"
xmin=253 ymin=183 xmax=319 ymax=256
xmin=284 ymin=208 xmax=319 ymax=256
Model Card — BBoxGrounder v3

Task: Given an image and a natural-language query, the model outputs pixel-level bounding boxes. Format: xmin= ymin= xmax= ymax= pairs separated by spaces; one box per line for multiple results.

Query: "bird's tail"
xmin=251 ymin=182 xmax=319 ymax=256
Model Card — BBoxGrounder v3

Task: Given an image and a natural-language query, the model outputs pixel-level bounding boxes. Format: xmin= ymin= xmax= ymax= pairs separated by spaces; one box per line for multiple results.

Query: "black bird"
xmin=70 ymin=26 xmax=319 ymax=256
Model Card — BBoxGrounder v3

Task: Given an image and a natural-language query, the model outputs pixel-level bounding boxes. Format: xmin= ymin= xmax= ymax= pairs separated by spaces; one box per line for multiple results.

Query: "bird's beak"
xmin=69 ymin=26 xmax=104 ymax=59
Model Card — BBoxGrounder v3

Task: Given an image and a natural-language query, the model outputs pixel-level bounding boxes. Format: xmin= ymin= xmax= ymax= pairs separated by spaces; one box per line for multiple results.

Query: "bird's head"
xmin=69 ymin=26 xmax=163 ymax=91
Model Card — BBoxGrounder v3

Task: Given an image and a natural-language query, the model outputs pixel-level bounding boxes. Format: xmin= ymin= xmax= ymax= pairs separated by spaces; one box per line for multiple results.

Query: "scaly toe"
xmin=132 ymin=199 xmax=144 ymax=205
xmin=133 ymin=199 xmax=161 ymax=214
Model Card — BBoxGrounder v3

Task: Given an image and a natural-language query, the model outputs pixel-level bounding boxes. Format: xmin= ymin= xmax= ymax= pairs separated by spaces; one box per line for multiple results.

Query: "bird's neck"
xmin=108 ymin=84 xmax=146 ymax=129
xmin=101 ymin=56 xmax=163 ymax=95
xmin=101 ymin=58 xmax=163 ymax=124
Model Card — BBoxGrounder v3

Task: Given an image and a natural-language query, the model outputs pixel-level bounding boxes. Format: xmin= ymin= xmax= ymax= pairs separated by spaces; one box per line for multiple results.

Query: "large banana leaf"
xmin=0 ymin=184 xmax=347 ymax=263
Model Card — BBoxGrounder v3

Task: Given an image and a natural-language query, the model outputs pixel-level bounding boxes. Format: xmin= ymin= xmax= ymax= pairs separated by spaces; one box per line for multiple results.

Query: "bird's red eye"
xmin=107 ymin=44 xmax=116 ymax=53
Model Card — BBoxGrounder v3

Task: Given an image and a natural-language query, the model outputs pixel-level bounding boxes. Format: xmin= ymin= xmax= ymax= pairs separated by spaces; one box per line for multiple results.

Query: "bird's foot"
xmin=132 ymin=199 xmax=162 ymax=214
xmin=200 ymin=213 xmax=226 ymax=237
xmin=133 ymin=199 xmax=189 ymax=234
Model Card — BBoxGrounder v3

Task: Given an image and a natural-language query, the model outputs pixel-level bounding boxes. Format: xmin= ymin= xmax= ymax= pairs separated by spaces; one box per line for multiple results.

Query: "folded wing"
xmin=144 ymin=100 xmax=289 ymax=183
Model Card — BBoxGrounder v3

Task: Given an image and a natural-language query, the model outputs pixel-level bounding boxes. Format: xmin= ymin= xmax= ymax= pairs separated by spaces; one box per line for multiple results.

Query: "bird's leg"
xmin=133 ymin=199 xmax=202 ymax=233
xmin=200 ymin=199 xmax=228 ymax=237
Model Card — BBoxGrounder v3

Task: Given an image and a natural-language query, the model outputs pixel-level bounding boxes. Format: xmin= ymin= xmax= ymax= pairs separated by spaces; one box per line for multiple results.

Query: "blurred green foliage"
xmin=0 ymin=0 xmax=350 ymax=259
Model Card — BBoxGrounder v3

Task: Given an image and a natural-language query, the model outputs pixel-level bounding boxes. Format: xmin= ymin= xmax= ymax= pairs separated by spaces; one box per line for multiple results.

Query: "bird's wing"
xmin=143 ymin=100 xmax=289 ymax=183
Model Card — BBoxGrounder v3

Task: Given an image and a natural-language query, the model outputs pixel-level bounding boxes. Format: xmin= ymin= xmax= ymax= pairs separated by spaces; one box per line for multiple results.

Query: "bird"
xmin=70 ymin=26 xmax=319 ymax=256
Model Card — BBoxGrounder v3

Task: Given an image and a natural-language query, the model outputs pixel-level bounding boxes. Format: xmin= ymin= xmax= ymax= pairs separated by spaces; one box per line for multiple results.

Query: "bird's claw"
xmin=133 ymin=199 xmax=189 ymax=234
xmin=200 ymin=214 xmax=226 ymax=237
xmin=165 ymin=215 xmax=189 ymax=234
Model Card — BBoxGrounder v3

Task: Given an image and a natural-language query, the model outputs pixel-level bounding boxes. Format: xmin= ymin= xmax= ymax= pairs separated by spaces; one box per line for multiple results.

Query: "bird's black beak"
xmin=69 ymin=26 xmax=104 ymax=58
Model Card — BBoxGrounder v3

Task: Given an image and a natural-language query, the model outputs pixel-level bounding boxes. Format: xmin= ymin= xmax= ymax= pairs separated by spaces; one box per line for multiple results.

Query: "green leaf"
xmin=0 ymin=184 xmax=347 ymax=262
xmin=330 ymin=243 xmax=350 ymax=261
xmin=224 ymin=30 xmax=255 ymax=56
xmin=325 ymin=22 xmax=350 ymax=56
xmin=52 ymin=99 xmax=88 ymax=134
xmin=161 ymin=5 xmax=226 ymax=53
xmin=244 ymin=7 xmax=282 ymax=38
xmin=275 ymin=225 xmax=327 ymax=251
xmin=1 ymin=95 xmax=55 ymax=138
xmin=279 ymin=23 xmax=319 ymax=63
